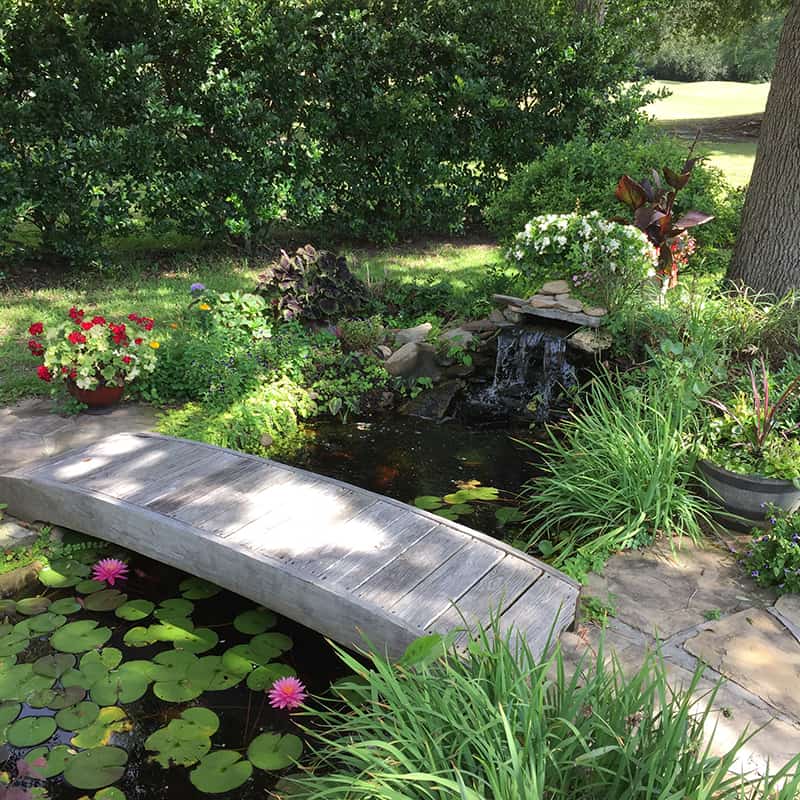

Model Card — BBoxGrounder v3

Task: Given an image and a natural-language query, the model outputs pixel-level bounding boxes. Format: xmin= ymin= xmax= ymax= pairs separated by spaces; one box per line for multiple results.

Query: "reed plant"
xmin=286 ymin=629 xmax=800 ymax=799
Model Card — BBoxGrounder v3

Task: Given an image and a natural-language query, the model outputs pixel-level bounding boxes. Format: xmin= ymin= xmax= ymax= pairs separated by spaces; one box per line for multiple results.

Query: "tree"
xmin=726 ymin=0 xmax=799 ymax=296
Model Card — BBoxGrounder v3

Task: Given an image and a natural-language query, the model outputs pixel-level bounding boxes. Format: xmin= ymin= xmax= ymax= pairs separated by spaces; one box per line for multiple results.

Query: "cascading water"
xmin=464 ymin=327 xmax=577 ymax=423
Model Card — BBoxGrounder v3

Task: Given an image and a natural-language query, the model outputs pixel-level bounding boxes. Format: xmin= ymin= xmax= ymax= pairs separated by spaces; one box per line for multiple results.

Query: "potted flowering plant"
xmin=27 ymin=307 xmax=160 ymax=408
xmin=698 ymin=357 xmax=800 ymax=527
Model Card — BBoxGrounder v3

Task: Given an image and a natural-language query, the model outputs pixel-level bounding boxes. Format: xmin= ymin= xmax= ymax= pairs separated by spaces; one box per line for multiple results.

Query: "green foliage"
xmin=520 ymin=375 xmax=711 ymax=580
xmin=337 ymin=316 xmax=385 ymax=354
xmin=255 ymin=246 xmax=365 ymax=324
xmin=487 ymin=128 xmax=739 ymax=274
xmin=743 ymin=507 xmax=800 ymax=594
xmin=289 ymin=628 xmax=800 ymax=799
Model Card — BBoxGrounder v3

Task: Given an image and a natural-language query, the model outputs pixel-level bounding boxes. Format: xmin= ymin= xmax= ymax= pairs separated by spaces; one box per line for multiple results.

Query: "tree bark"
xmin=727 ymin=0 xmax=800 ymax=297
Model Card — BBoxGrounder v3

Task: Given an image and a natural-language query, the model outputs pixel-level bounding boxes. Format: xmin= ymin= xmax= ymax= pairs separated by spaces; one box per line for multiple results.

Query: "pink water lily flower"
xmin=91 ymin=558 xmax=129 ymax=586
xmin=268 ymin=677 xmax=307 ymax=710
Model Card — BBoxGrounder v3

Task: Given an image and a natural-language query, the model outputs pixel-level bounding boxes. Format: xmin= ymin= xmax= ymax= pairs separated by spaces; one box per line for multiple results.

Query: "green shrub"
xmin=743 ymin=507 xmax=800 ymax=594
xmin=520 ymin=374 xmax=711 ymax=580
xmin=337 ymin=316 xmax=385 ymax=353
xmin=288 ymin=629 xmax=800 ymax=799
xmin=486 ymin=128 xmax=739 ymax=273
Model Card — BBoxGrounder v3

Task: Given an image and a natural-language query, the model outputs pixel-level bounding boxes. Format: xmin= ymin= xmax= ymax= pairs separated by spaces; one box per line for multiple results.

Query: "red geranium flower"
xmin=91 ymin=315 xmax=106 ymax=325
xmin=128 ymin=313 xmax=141 ymax=322
xmin=70 ymin=369 xmax=77 ymax=379
xmin=61 ymin=366 xmax=69 ymax=373
xmin=122 ymin=355 xmax=132 ymax=364
xmin=36 ymin=365 xmax=52 ymax=382
xmin=68 ymin=307 xmax=85 ymax=321
xmin=134 ymin=337 xmax=143 ymax=345
xmin=28 ymin=322 xmax=44 ymax=336
xmin=68 ymin=331 xmax=86 ymax=345
xmin=140 ymin=317 xmax=154 ymax=331
xmin=80 ymin=321 xmax=94 ymax=330
xmin=27 ymin=339 xmax=44 ymax=356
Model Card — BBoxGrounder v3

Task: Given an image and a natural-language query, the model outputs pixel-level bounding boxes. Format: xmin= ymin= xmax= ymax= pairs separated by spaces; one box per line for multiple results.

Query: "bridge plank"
xmin=389 ymin=538 xmax=504 ymax=631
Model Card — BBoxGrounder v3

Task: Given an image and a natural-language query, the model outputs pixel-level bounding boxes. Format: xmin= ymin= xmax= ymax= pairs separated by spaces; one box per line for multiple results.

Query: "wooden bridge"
xmin=0 ymin=432 xmax=578 ymax=657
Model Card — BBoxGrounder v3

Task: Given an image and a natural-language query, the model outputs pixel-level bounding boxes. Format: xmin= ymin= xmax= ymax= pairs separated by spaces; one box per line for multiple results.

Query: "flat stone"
xmin=528 ymin=295 xmax=557 ymax=308
xmin=461 ymin=319 xmax=498 ymax=333
xmin=394 ymin=323 xmax=432 ymax=347
xmin=540 ymin=280 xmax=570 ymax=295
xmin=0 ymin=520 xmax=37 ymax=550
xmin=555 ymin=298 xmax=584 ymax=313
xmin=584 ymin=306 xmax=608 ymax=317
xmin=375 ymin=345 xmax=393 ymax=360
xmin=684 ymin=608 xmax=800 ymax=719
xmin=584 ymin=537 xmax=776 ymax=639
xmin=567 ymin=329 xmax=612 ymax=355
xmin=384 ymin=342 xmax=421 ymax=377
xmin=439 ymin=328 xmax=475 ymax=347
xmin=503 ymin=308 xmax=523 ymax=323
xmin=400 ymin=379 xmax=463 ymax=421
xmin=488 ymin=309 xmax=506 ymax=325
xmin=554 ymin=293 xmax=571 ymax=301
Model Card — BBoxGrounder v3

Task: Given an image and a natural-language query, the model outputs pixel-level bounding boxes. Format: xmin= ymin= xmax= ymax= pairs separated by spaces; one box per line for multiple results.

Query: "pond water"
xmin=2 ymin=414 xmax=546 ymax=799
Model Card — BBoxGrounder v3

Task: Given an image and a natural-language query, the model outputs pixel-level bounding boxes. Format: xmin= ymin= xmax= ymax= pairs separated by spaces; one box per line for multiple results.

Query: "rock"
xmin=375 ymin=345 xmax=393 ymax=360
xmin=684 ymin=608 xmax=800 ymax=719
xmin=260 ymin=433 xmax=274 ymax=449
xmin=440 ymin=328 xmax=475 ymax=347
xmin=385 ymin=342 xmax=421 ymax=377
xmin=555 ymin=298 xmax=584 ymax=313
xmin=540 ymin=279 xmax=570 ymax=295
xmin=528 ymin=295 xmax=557 ymax=308
xmin=0 ymin=520 xmax=38 ymax=550
xmin=488 ymin=309 xmax=506 ymax=324
xmin=567 ymin=329 xmax=612 ymax=355
xmin=400 ymin=379 xmax=464 ymax=421
xmin=584 ymin=306 xmax=608 ymax=317
xmin=393 ymin=322 xmax=432 ymax=346
xmin=555 ymin=293 xmax=571 ymax=302
xmin=492 ymin=293 xmax=528 ymax=308
xmin=503 ymin=307 xmax=523 ymax=324
xmin=461 ymin=318 xmax=498 ymax=333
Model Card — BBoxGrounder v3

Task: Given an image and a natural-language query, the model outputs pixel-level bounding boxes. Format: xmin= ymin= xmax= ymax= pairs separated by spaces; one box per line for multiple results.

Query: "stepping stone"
xmin=528 ymin=295 xmax=557 ymax=308
xmin=555 ymin=298 xmax=583 ymax=313
xmin=584 ymin=306 xmax=608 ymax=317
xmin=685 ymin=608 xmax=800 ymax=719
xmin=540 ymin=280 xmax=570 ymax=295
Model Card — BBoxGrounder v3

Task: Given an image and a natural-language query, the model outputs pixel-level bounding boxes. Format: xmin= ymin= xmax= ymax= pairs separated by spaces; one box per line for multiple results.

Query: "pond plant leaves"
xmin=443 ymin=487 xmax=499 ymax=503
xmin=187 ymin=656 xmax=246 ymax=691
xmin=152 ymin=678 xmax=204 ymax=703
xmin=51 ymin=621 xmax=112 ymax=653
xmin=85 ymin=787 xmax=127 ymax=800
xmin=149 ymin=650 xmax=198 ymax=682
xmin=122 ymin=626 xmax=156 ymax=648
xmin=246 ymin=664 xmax=296 ymax=692
xmin=63 ymin=746 xmax=128 ymax=790
xmin=234 ymin=609 xmax=276 ymax=635
xmin=76 ymin=579 xmax=106 ymax=594
xmin=495 ymin=506 xmax=525 ymax=525
xmin=0 ymin=664 xmax=54 ymax=702
xmin=0 ymin=702 xmax=21 ymax=728
xmin=154 ymin=599 xmax=194 ymax=620
xmin=49 ymin=598 xmax=82 ymax=615
xmin=90 ymin=671 xmax=148 ymax=706
xmin=413 ymin=496 xmax=444 ymax=511
xmin=55 ymin=701 xmax=100 ymax=731
xmin=38 ymin=558 xmax=90 ymax=588
xmin=15 ymin=597 xmax=51 ymax=616
xmin=174 ymin=627 xmax=218 ymax=654
xmin=247 ymin=732 xmax=303 ymax=771
xmin=144 ymin=708 xmax=219 ymax=768
xmin=70 ymin=707 xmax=131 ymax=749
xmin=0 ymin=599 xmax=16 ymax=616
xmin=25 ymin=744 xmax=75 ymax=779
xmin=114 ymin=600 xmax=154 ymax=622
xmin=179 ymin=578 xmax=221 ymax=600
xmin=0 ymin=625 xmax=29 ymax=658
xmin=84 ymin=590 xmax=128 ymax=613
xmin=28 ymin=684 xmax=85 ymax=710
xmin=7 ymin=716 xmax=57 ymax=747
xmin=27 ymin=612 xmax=67 ymax=634
xmin=189 ymin=751 xmax=252 ymax=794
xmin=248 ymin=632 xmax=293 ymax=662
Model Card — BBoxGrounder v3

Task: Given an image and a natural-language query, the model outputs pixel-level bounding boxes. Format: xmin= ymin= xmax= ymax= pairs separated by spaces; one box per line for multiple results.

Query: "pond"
xmin=1 ymin=414 xmax=544 ymax=798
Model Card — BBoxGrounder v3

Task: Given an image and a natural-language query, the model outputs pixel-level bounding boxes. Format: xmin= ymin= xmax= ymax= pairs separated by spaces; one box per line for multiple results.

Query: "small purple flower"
xmin=769 ymin=517 xmax=777 ymax=525
xmin=190 ymin=282 xmax=206 ymax=293
xmin=751 ymin=569 xmax=760 ymax=578
xmin=760 ymin=535 xmax=770 ymax=542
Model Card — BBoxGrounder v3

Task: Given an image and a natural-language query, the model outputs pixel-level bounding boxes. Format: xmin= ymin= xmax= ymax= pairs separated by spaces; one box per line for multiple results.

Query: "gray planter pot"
xmin=697 ymin=459 xmax=800 ymax=529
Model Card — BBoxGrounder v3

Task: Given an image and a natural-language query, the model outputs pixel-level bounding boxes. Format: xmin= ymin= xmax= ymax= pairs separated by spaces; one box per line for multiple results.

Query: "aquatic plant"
xmin=268 ymin=676 xmax=307 ymax=710
xmin=91 ymin=558 xmax=129 ymax=587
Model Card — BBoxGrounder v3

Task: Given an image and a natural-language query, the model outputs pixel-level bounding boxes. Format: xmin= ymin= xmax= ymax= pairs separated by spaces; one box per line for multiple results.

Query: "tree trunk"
xmin=727 ymin=1 xmax=800 ymax=297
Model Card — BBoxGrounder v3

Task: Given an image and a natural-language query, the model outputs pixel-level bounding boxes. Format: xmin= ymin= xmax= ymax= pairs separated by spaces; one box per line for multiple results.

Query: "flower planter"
xmin=66 ymin=380 xmax=125 ymax=409
xmin=697 ymin=458 xmax=800 ymax=529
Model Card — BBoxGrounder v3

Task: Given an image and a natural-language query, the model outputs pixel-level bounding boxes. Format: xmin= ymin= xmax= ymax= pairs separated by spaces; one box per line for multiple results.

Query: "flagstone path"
xmin=1 ymin=397 xmax=799 ymax=778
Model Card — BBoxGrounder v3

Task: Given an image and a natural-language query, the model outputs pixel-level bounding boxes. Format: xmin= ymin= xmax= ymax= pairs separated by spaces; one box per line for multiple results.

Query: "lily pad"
xmin=28 ymin=685 xmax=85 ymax=709
xmin=153 ymin=678 xmax=205 ymax=703
xmin=51 ymin=620 xmax=112 ymax=653
xmin=0 ymin=664 xmax=54 ymax=702
xmin=414 ymin=495 xmax=444 ymax=510
xmin=189 ymin=751 xmax=252 ymax=794
xmin=63 ymin=746 xmax=128 ymax=790
xmin=122 ymin=626 xmax=157 ymax=648
xmin=93 ymin=789 xmax=127 ymax=800
xmin=81 ymin=648 xmax=123 ymax=673
xmin=247 ymin=732 xmax=303 ymax=771
xmin=179 ymin=578 xmax=221 ymax=600
xmin=149 ymin=650 xmax=198 ymax=682
xmin=55 ymin=701 xmax=100 ymax=731
xmin=434 ymin=507 xmax=460 ymax=521
xmin=145 ymin=709 xmax=218 ymax=768
xmin=181 ymin=707 xmax=220 ymax=736
xmin=0 ymin=702 xmax=21 ymax=728
xmin=33 ymin=653 xmax=76 ymax=679
xmin=7 ymin=716 xmax=57 ymax=747
xmin=27 ymin=612 xmax=67 ymax=634
xmin=0 ymin=600 xmax=16 ymax=616
xmin=246 ymin=663 xmax=296 ymax=692
xmin=90 ymin=671 xmax=148 ymax=706
xmin=84 ymin=590 xmax=128 ymax=612
xmin=16 ymin=596 xmax=51 ymax=616
xmin=176 ymin=628 xmax=218 ymax=654
xmin=443 ymin=486 xmax=499 ymax=503
xmin=116 ymin=660 xmax=154 ymax=682
xmin=70 ymin=707 xmax=130 ymax=749
xmin=233 ymin=609 xmax=276 ymax=635
xmin=76 ymin=579 xmax=106 ymax=594
xmin=151 ymin=619 xmax=196 ymax=643
xmin=49 ymin=597 xmax=82 ymax=615
xmin=24 ymin=744 xmax=74 ymax=778
xmin=114 ymin=600 xmax=154 ymax=622
xmin=0 ymin=626 xmax=29 ymax=658
xmin=222 ymin=645 xmax=258 ymax=674
xmin=38 ymin=563 xmax=85 ymax=589
xmin=154 ymin=598 xmax=194 ymax=620
xmin=188 ymin=656 xmax=245 ymax=691
xmin=249 ymin=632 xmax=293 ymax=662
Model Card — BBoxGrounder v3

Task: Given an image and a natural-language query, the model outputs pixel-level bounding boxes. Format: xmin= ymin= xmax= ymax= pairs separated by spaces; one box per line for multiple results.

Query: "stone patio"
xmin=1 ymin=397 xmax=799 ymax=779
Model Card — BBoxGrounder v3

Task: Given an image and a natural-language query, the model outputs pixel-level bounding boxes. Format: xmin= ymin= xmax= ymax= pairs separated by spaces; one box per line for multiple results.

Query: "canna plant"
xmin=615 ymin=140 xmax=714 ymax=288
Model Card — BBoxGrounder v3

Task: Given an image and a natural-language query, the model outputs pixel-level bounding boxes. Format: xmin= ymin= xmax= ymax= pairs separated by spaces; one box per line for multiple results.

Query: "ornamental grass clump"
xmin=27 ymin=307 xmax=158 ymax=390
xmin=287 ymin=629 xmax=800 ymax=799
xmin=520 ymin=374 xmax=711 ymax=579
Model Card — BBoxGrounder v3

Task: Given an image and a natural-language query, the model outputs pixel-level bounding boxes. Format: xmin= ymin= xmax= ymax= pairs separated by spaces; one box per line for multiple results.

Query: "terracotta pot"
xmin=66 ymin=379 xmax=125 ymax=409
xmin=698 ymin=458 xmax=800 ymax=530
